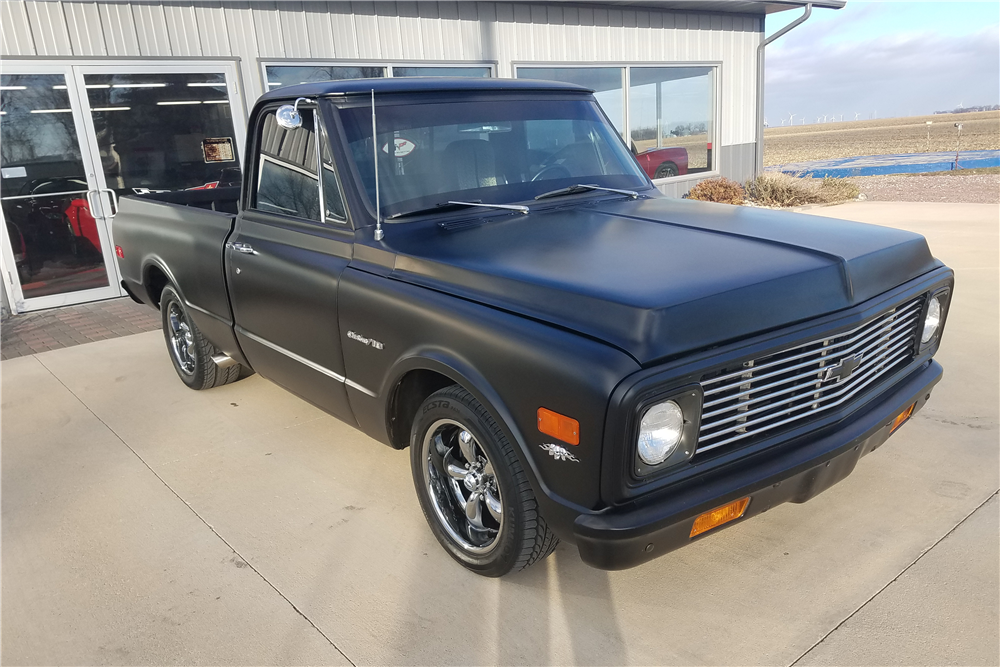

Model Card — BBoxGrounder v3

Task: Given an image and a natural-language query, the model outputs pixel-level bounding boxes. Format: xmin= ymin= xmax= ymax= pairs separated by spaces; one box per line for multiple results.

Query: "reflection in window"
xmin=265 ymin=65 xmax=385 ymax=91
xmin=392 ymin=67 xmax=491 ymax=78
xmin=83 ymin=72 xmax=241 ymax=195
xmin=630 ymin=67 xmax=715 ymax=173
xmin=516 ymin=67 xmax=625 ymax=137
xmin=254 ymin=110 xmax=320 ymax=220
xmin=1 ymin=73 xmax=110 ymax=297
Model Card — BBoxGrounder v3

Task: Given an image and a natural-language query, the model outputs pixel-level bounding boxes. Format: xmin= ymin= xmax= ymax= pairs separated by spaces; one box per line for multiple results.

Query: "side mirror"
xmin=275 ymin=97 xmax=313 ymax=130
xmin=275 ymin=104 xmax=302 ymax=130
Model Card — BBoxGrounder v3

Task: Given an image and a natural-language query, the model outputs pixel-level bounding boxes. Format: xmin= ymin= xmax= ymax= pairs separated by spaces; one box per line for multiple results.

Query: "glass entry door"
xmin=1 ymin=62 xmax=244 ymax=313
xmin=1 ymin=65 xmax=119 ymax=309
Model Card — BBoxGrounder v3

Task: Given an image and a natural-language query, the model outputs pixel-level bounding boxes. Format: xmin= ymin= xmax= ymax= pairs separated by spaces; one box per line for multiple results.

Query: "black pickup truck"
xmin=113 ymin=78 xmax=952 ymax=577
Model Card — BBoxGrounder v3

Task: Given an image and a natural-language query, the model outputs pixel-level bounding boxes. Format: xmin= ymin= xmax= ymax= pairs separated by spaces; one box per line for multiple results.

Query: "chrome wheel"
xmin=422 ymin=419 xmax=504 ymax=554
xmin=167 ymin=301 xmax=196 ymax=376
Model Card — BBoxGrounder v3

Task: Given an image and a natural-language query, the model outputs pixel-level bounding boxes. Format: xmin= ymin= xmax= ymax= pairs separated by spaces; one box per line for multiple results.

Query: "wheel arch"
xmin=380 ymin=351 xmax=589 ymax=526
xmin=142 ymin=257 xmax=180 ymax=309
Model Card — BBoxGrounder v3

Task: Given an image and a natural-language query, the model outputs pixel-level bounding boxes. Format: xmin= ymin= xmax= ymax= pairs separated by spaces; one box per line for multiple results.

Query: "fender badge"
xmin=347 ymin=330 xmax=384 ymax=350
xmin=540 ymin=443 xmax=579 ymax=463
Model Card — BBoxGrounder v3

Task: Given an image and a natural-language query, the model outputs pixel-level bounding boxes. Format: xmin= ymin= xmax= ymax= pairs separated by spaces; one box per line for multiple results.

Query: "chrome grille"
xmin=696 ymin=297 xmax=924 ymax=454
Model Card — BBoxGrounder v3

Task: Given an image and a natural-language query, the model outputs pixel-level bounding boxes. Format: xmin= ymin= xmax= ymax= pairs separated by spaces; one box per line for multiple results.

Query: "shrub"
xmin=686 ymin=177 xmax=746 ymax=205
xmin=745 ymin=172 xmax=860 ymax=207
xmin=816 ymin=176 xmax=860 ymax=203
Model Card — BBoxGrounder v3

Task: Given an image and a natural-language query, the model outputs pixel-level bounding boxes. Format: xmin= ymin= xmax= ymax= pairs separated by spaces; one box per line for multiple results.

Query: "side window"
xmin=253 ymin=109 xmax=320 ymax=220
xmin=319 ymin=123 xmax=347 ymax=223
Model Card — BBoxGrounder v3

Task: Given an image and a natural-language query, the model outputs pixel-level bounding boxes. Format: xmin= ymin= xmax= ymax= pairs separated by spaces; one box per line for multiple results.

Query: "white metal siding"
xmin=3 ymin=1 xmax=760 ymax=147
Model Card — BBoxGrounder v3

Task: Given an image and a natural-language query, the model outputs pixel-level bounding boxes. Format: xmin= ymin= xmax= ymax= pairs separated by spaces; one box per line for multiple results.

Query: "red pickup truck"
xmin=632 ymin=144 xmax=689 ymax=179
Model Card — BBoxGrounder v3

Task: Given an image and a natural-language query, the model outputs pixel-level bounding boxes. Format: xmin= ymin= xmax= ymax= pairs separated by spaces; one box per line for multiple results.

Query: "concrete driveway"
xmin=3 ymin=202 xmax=997 ymax=666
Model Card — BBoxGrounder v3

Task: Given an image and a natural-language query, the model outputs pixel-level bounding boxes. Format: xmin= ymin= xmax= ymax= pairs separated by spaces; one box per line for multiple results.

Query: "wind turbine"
xmin=854 ymin=112 xmax=860 ymax=121
xmin=789 ymin=112 xmax=796 ymax=125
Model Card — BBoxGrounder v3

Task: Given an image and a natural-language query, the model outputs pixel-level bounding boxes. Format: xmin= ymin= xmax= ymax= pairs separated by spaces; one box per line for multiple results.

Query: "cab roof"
xmin=258 ymin=77 xmax=592 ymax=102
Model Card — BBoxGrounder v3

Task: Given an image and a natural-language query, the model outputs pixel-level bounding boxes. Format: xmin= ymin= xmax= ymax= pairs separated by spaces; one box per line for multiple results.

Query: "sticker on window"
xmin=381 ymin=138 xmax=416 ymax=157
xmin=1 ymin=167 xmax=28 ymax=179
xmin=203 ymin=137 xmax=235 ymax=163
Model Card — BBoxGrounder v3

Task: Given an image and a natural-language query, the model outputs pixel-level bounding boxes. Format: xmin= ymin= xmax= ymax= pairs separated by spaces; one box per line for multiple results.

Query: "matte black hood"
xmin=384 ymin=197 xmax=941 ymax=364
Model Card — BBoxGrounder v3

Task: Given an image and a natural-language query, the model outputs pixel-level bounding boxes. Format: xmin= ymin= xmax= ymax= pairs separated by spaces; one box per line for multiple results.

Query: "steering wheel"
xmin=531 ymin=164 xmax=572 ymax=182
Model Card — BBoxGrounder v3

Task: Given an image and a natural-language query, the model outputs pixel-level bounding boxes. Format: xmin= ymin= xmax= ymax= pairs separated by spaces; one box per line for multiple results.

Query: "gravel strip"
xmin=846 ymin=174 xmax=1000 ymax=204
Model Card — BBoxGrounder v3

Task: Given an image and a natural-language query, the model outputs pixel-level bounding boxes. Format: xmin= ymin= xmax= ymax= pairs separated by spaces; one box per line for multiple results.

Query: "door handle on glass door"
xmin=101 ymin=188 xmax=119 ymax=217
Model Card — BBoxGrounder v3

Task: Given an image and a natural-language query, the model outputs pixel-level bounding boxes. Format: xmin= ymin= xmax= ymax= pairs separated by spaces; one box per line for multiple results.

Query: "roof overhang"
xmin=537 ymin=1 xmax=845 ymax=15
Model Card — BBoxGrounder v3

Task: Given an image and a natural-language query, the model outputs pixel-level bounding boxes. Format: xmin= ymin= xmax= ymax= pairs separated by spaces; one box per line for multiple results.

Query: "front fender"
xmin=338 ymin=267 xmax=640 ymax=524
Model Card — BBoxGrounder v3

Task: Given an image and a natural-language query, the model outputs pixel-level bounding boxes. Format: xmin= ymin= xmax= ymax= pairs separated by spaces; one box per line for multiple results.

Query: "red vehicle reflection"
xmin=631 ymin=144 xmax=689 ymax=180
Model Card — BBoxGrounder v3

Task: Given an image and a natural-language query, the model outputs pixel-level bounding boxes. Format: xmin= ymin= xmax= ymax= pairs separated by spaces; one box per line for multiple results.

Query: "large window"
xmin=265 ymin=65 xmax=385 ymax=92
xmin=264 ymin=63 xmax=493 ymax=92
xmin=516 ymin=67 xmax=624 ymax=135
xmin=516 ymin=65 xmax=718 ymax=180
xmin=630 ymin=67 xmax=715 ymax=174
xmin=392 ymin=66 xmax=491 ymax=78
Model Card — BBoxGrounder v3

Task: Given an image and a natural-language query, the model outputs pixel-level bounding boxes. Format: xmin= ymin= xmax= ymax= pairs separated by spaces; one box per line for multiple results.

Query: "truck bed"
xmin=113 ymin=188 xmax=242 ymax=362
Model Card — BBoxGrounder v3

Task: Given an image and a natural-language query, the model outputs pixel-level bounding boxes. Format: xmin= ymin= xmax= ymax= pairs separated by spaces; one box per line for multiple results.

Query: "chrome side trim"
xmin=238 ymin=329 xmax=378 ymax=397
xmin=240 ymin=329 xmax=345 ymax=381
xmin=345 ymin=378 xmax=377 ymax=398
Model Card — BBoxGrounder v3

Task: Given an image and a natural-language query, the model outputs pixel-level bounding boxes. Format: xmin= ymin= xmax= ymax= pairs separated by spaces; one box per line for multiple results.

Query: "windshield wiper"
xmin=534 ymin=184 xmax=639 ymax=201
xmin=388 ymin=200 xmax=529 ymax=220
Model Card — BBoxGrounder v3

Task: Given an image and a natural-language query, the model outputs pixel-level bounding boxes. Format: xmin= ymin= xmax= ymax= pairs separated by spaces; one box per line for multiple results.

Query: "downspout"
xmin=756 ymin=3 xmax=813 ymax=175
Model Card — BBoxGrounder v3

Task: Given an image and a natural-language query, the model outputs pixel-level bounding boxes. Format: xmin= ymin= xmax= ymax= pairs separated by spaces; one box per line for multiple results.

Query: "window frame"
xmin=513 ymin=61 xmax=722 ymax=183
xmin=249 ymin=102 xmax=351 ymax=227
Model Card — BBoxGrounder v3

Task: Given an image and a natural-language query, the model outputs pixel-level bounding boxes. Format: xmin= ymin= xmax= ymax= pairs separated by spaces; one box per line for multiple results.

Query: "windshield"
xmin=338 ymin=97 xmax=648 ymax=219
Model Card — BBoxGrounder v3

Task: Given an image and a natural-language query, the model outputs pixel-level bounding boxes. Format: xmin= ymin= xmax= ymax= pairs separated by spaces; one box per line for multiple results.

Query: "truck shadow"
xmin=496 ymin=543 xmax=628 ymax=666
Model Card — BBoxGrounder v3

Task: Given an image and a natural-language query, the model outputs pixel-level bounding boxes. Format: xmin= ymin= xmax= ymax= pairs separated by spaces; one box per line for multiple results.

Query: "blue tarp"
xmin=770 ymin=150 xmax=1000 ymax=177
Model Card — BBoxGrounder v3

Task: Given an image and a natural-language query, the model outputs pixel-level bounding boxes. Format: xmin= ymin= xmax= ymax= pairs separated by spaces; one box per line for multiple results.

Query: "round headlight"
xmin=921 ymin=296 xmax=942 ymax=344
xmin=637 ymin=400 xmax=684 ymax=465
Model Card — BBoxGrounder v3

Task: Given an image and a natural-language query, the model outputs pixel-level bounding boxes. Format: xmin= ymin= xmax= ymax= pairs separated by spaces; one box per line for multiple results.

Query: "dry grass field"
xmin=763 ymin=111 xmax=1000 ymax=166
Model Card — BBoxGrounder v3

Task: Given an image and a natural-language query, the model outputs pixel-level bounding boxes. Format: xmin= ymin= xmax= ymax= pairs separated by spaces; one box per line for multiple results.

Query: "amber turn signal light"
xmin=690 ymin=497 xmax=750 ymax=538
xmin=537 ymin=407 xmax=579 ymax=446
xmin=890 ymin=403 xmax=915 ymax=433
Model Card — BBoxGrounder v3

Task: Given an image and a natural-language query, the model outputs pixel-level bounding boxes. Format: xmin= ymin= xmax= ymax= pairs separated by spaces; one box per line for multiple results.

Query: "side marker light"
xmin=537 ymin=407 xmax=580 ymax=446
xmin=690 ymin=497 xmax=750 ymax=538
xmin=115 ymin=245 xmax=124 ymax=259
xmin=890 ymin=403 xmax=915 ymax=433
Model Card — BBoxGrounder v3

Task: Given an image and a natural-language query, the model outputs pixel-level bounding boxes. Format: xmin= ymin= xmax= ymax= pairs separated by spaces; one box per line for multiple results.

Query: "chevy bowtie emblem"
xmin=824 ymin=353 xmax=863 ymax=382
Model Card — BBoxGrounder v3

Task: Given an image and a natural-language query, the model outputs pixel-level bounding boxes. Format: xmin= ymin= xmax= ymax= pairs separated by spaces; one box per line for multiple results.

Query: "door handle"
xmin=86 ymin=190 xmax=101 ymax=217
xmin=101 ymin=188 xmax=119 ymax=217
xmin=229 ymin=242 xmax=257 ymax=255
xmin=85 ymin=189 xmax=119 ymax=218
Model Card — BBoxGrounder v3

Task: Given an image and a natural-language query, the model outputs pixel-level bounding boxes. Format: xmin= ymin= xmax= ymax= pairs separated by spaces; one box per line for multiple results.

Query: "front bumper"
xmin=574 ymin=359 xmax=943 ymax=570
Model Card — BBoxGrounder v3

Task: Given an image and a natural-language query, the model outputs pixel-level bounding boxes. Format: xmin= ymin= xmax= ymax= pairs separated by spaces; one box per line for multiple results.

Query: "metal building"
xmin=0 ymin=0 xmax=840 ymax=314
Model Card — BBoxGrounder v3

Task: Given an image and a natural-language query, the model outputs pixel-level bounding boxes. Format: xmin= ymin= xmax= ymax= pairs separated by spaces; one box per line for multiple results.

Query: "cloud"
xmin=764 ymin=25 xmax=1000 ymax=120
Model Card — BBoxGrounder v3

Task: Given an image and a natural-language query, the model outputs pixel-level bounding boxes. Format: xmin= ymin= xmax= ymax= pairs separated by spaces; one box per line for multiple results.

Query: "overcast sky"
xmin=763 ymin=1 xmax=1000 ymax=125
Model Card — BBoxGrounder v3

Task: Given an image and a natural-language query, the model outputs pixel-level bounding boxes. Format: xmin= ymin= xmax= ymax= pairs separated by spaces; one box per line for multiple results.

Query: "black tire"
xmin=410 ymin=385 xmax=559 ymax=577
xmin=160 ymin=285 xmax=243 ymax=390
xmin=654 ymin=162 xmax=679 ymax=179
